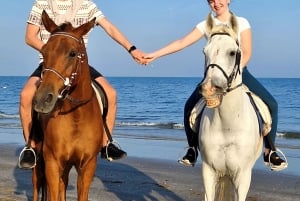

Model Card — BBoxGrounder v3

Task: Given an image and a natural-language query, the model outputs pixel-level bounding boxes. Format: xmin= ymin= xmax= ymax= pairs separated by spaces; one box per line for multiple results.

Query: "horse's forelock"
xmin=53 ymin=22 xmax=74 ymax=33
xmin=210 ymin=25 xmax=238 ymax=42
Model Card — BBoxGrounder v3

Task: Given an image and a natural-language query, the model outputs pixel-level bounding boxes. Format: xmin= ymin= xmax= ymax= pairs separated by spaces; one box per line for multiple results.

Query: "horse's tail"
xmin=216 ymin=175 xmax=235 ymax=201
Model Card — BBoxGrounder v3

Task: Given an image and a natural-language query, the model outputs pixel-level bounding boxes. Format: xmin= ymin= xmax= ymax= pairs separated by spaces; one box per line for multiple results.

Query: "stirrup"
xmin=103 ymin=140 xmax=122 ymax=162
xmin=18 ymin=146 xmax=37 ymax=169
xmin=266 ymin=148 xmax=288 ymax=171
xmin=177 ymin=146 xmax=197 ymax=167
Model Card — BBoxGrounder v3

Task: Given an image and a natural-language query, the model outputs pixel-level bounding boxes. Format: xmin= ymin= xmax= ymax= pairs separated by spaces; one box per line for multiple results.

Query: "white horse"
xmin=198 ymin=14 xmax=263 ymax=201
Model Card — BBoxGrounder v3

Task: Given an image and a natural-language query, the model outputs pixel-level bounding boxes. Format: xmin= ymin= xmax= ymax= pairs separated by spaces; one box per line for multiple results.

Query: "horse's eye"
xmin=69 ymin=51 xmax=77 ymax=58
xmin=229 ymin=51 xmax=236 ymax=57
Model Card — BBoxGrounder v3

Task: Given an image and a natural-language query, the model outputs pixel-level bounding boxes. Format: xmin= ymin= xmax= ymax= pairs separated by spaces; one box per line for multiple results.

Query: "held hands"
xmin=129 ymin=48 xmax=147 ymax=65
xmin=129 ymin=48 xmax=156 ymax=66
xmin=142 ymin=53 xmax=156 ymax=65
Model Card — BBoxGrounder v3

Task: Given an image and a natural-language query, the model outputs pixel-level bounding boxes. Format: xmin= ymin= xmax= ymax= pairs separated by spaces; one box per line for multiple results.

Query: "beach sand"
xmin=0 ymin=144 xmax=299 ymax=201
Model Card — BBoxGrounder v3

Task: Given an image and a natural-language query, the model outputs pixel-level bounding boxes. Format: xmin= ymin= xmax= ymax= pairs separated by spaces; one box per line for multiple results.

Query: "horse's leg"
xmin=59 ymin=165 xmax=72 ymax=201
xmin=30 ymin=114 xmax=46 ymax=201
xmin=234 ymin=169 xmax=252 ymax=201
xmin=45 ymin=160 xmax=60 ymax=201
xmin=32 ymin=167 xmax=40 ymax=201
xmin=77 ymin=157 xmax=97 ymax=201
xmin=59 ymin=177 xmax=66 ymax=201
xmin=202 ymin=162 xmax=217 ymax=201
xmin=31 ymin=144 xmax=46 ymax=201
xmin=32 ymin=156 xmax=47 ymax=201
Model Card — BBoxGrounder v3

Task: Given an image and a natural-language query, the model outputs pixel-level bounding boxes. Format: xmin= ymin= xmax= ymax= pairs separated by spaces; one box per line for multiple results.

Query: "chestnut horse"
xmin=32 ymin=11 xmax=104 ymax=201
xmin=198 ymin=13 xmax=263 ymax=201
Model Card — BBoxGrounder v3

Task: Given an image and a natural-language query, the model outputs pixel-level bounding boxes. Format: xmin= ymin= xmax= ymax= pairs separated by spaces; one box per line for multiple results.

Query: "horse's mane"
xmin=53 ymin=22 xmax=74 ymax=33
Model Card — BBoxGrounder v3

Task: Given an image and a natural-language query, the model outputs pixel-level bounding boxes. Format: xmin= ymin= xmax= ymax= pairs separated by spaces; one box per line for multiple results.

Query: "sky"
xmin=1 ymin=0 xmax=300 ymax=78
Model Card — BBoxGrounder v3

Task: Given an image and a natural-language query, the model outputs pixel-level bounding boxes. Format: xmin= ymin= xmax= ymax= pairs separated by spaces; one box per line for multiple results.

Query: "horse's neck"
xmin=216 ymin=87 xmax=246 ymax=120
xmin=68 ymin=64 xmax=93 ymax=101
xmin=76 ymin=78 xmax=93 ymax=97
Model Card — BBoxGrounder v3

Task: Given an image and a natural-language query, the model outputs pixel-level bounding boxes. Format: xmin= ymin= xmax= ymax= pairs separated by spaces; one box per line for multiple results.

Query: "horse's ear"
xmin=206 ymin=13 xmax=214 ymax=35
xmin=229 ymin=12 xmax=239 ymax=35
xmin=42 ymin=10 xmax=58 ymax=33
xmin=73 ymin=18 xmax=96 ymax=38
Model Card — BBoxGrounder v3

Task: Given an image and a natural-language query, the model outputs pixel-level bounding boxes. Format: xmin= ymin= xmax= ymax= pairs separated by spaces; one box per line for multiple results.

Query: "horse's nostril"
xmin=32 ymin=98 xmax=38 ymax=106
xmin=46 ymin=93 xmax=54 ymax=103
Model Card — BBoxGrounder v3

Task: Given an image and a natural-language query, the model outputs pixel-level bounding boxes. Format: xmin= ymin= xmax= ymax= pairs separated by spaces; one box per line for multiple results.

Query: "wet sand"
xmin=0 ymin=144 xmax=299 ymax=201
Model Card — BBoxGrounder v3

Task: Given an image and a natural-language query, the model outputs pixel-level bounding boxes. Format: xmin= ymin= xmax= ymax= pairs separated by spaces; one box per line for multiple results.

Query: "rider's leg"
xmin=242 ymin=67 xmax=286 ymax=169
xmin=184 ymin=85 xmax=202 ymax=149
xmin=90 ymin=66 xmax=126 ymax=161
xmin=20 ymin=76 xmax=40 ymax=147
xmin=179 ymin=85 xmax=202 ymax=166
xmin=19 ymin=64 xmax=42 ymax=169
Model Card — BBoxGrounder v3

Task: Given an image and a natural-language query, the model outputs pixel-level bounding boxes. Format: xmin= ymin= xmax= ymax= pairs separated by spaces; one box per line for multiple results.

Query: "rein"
xmin=41 ymin=32 xmax=91 ymax=105
xmin=204 ymin=32 xmax=242 ymax=94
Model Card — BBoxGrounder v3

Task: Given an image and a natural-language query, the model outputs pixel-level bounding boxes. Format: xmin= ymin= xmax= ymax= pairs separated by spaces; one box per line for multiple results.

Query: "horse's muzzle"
xmin=33 ymin=91 xmax=57 ymax=114
xmin=200 ymin=81 xmax=223 ymax=108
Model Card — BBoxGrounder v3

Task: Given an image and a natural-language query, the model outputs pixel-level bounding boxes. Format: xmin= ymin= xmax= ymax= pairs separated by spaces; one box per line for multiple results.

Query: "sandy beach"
xmin=0 ymin=144 xmax=299 ymax=201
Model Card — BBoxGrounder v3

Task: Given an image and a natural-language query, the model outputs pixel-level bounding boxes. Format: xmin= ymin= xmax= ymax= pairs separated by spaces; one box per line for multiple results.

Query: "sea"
xmin=1 ymin=76 xmax=300 ymax=175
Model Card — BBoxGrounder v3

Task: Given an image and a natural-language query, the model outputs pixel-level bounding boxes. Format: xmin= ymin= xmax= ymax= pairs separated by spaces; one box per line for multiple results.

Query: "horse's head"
xmin=33 ymin=10 xmax=96 ymax=113
xmin=200 ymin=13 xmax=242 ymax=108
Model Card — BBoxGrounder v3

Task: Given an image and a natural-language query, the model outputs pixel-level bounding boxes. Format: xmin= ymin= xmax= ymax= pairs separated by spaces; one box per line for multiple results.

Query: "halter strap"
xmin=50 ymin=32 xmax=81 ymax=43
xmin=42 ymin=31 xmax=86 ymax=100
xmin=204 ymin=32 xmax=242 ymax=94
xmin=210 ymin=32 xmax=240 ymax=46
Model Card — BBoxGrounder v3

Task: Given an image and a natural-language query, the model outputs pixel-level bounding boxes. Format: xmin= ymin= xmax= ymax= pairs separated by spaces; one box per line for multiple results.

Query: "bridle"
xmin=203 ymin=32 xmax=242 ymax=94
xmin=41 ymin=32 xmax=88 ymax=103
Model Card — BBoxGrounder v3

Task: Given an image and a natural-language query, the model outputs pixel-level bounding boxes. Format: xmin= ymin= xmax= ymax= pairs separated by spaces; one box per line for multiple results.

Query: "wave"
xmin=116 ymin=122 xmax=300 ymax=139
xmin=1 ymin=113 xmax=300 ymax=140
xmin=116 ymin=121 xmax=184 ymax=129
xmin=0 ymin=123 xmax=21 ymax=129
xmin=113 ymin=133 xmax=184 ymax=142
xmin=277 ymin=132 xmax=300 ymax=139
xmin=0 ymin=111 xmax=19 ymax=119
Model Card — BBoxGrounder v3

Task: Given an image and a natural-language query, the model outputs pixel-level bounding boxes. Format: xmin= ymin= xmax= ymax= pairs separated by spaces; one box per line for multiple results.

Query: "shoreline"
xmin=0 ymin=144 xmax=299 ymax=201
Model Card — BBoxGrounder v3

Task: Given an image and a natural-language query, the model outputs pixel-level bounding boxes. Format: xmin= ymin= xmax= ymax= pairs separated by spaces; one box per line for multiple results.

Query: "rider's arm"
xmin=144 ymin=28 xmax=204 ymax=62
xmin=95 ymin=16 xmax=144 ymax=63
xmin=96 ymin=17 xmax=132 ymax=51
xmin=240 ymin=28 xmax=252 ymax=68
xmin=25 ymin=23 xmax=44 ymax=52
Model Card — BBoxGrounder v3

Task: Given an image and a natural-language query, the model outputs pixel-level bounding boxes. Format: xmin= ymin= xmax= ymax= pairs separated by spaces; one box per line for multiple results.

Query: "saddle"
xmin=92 ymin=81 xmax=115 ymax=142
xmin=92 ymin=81 xmax=108 ymax=119
xmin=189 ymin=84 xmax=272 ymax=136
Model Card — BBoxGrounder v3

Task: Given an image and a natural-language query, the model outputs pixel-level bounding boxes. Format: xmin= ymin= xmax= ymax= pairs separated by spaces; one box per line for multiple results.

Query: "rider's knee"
xmin=20 ymin=88 xmax=34 ymax=106
xmin=267 ymin=97 xmax=278 ymax=114
xmin=94 ymin=77 xmax=117 ymax=106
xmin=106 ymin=87 xmax=117 ymax=106
xmin=20 ymin=78 xmax=39 ymax=106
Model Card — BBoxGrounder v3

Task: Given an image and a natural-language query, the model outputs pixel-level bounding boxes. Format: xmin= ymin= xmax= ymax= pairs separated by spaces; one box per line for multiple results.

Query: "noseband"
xmin=41 ymin=32 xmax=85 ymax=99
xmin=204 ymin=32 xmax=242 ymax=93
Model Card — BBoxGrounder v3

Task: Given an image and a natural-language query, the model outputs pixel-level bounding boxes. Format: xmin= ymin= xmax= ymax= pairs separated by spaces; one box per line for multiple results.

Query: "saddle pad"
xmin=189 ymin=98 xmax=206 ymax=133
xmin=242 ymin=85 xmax=272 ymax=135
xmin=189 ymin=85 xmax=272 ymax=135
xmin=92 ymin=82 xmax=104 ymax=116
